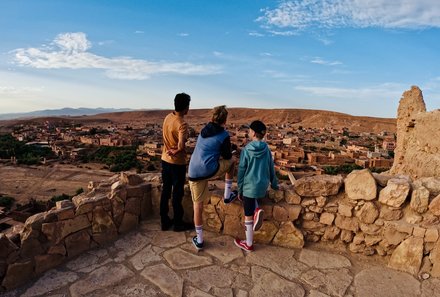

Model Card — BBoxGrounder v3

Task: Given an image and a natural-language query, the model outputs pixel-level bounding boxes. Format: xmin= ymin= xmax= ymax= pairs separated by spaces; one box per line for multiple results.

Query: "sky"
xmin=0 ymin=0 xmax=440 ymax=118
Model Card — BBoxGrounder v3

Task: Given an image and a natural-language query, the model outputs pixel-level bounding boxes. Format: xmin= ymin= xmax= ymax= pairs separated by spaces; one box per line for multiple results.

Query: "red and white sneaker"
xmin=253 ymin=208 xmax=264 ymax=231
xmin=234 ymin=238 xmax=254 ymax=252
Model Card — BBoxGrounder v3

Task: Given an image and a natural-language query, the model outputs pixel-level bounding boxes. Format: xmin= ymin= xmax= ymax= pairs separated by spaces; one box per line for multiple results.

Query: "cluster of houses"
xmin=10 ymin=120 xmax=395 ymax=177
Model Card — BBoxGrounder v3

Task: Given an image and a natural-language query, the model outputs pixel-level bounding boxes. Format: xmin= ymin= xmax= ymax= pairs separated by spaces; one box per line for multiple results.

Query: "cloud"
xmin=294 ymin=83 xmax=405 ymax=100
xmin=13 ymin=32 xmax=221 ymax=80
xmin=178 ymin=33 xmax=189 ymax=37
xmin=258 ymin=0 xmax=440 ymax=31
xmin=0 ymin=85 xmax=43 ymax=95
xmin=249 ymin=32 xmax=265 ymax=37
xmin=260 ymin=52 xmax=273 ymax=57
xmin=310 ymin=57 xmax=342 ymax=66
xmin=134 ymin=30 xmax=144 ymax=34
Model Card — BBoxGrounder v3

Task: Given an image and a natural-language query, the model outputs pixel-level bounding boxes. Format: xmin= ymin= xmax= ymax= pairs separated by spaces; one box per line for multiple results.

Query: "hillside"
xmin=94 ymin=108 xmax=396 ymax=133
xmin=0 ymin=108 xmax=396 ymax=134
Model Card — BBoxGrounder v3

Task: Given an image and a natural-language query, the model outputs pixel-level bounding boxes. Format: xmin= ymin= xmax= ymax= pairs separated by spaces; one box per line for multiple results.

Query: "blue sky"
xmin=0 ymin=0 xmax=439 ymax=117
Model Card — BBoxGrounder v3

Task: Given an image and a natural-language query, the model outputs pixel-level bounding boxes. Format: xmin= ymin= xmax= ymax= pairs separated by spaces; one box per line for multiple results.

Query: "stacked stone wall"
xmin=3 ymin=170 xmax=440 ymax=290
xmin=0 ymin=172 xmax=153 ymax=291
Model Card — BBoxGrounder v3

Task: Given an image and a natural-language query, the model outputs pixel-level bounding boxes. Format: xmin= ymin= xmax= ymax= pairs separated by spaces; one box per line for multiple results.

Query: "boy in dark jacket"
xmin=188 ymin=105 xmax=237 ymax=251
xmin=235 ymin=120 xmax=279 ymax=251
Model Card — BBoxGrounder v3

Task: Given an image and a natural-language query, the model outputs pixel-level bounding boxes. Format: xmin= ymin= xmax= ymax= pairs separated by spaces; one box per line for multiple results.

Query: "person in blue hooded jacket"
xmin=234 ymin=120 xmax=279 ymax=252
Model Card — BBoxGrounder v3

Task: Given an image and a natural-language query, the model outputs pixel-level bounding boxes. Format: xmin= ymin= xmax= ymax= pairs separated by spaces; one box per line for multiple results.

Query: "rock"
xmin=183 ymin=266 xmax=236 ymax=292
xmin=129 ymin=245 xmax=163 ymax=271
xmin=372 ymin=172 xmax=394 ymax=187
xmin=285 ymin=189 xmax=301 ymax=204
xmin=204 ymin=235 xmax=244 ymax=264
xmin=203 ymin=204 xmax=222 ymax=232
xmin=35 ymin=254 xmax=65 ymax=274
xmin=163 ymin=247 xmax=212 ymax=270
xmin=359 ymin=223 xmax=381 ymax=235
xmin=151 ymin=230 xmax=186 ymax=248
xmin=65 ymin=230 xmax=90 ymax=258
xmin=345 ymin=169 xmax=377 ymax=200
xmin=414 ymin=177 xmax=440 ymax=197
xmin=118 ymin=212 xmax=138 ymax=233
xmin=356 ymin=202 xmax=379 ymax=224
xmin=428 ymin=194 xmax=440 ymax=216
xmin=301 ymin=268 xmax=352 ymax=297
xmin=410 ymin=186 xmax=430 ymax=213
xmin=322 ymin=226 xmax=340 ymax=241
xmin=299 ymin=249 xmax=351 ymax=269
xmin=254 ymin=221 xmax=278 ymax=244
xmin=338 ymin=203 xmax=353 ymax=217
xmin=22 ymin=269 xmax=79 ymax=297
xmin=251 ymin=266 xmax=305 ymax=297
xmin=425 ymin=228 xmax=439 ymax=243
xmin=223 ymin=215 xmax=245 ymax=238
xmin=273 ymin=205 xmax=289 ymax=222
xmin=383 ymin=223 xmax=407 ymax=245
xmin=286 ymin=205 xmax=302 ymax=221
xmin=354 ymin=266 xmax=421 ymax=297
xmin=380 ymin=206 xmax=403 ymax=221
xmin=41 ymin=214 xmax=91 ymax=244
xmin=335 ymin=214 xmax=359 ymax=232
xmin=1 ymin=260 xmax=34 ymax=290
xmin=268 ymin=188 xmax=285 ymax=202
xmin=294 ymin=175 xmax=343 ymax=197
xmin=70 ymin=264 xmax=135 ymax=297
xmin=319 ymin=212 xmax=335 ymax=225
xmin=273 ymin=222 xmax=304 ymax=249
xmin=0 ymin=234 xmax=18 ymax=260
xmin=429 ymin=240 xmax=440 ymax=277
xmin=120 ymin=172 xmax=144 ymax=186
xmin=388 ymin=237 xmax=424 ymax=275
xmin=379 ymin=178 xmax=411 ymax=207
xmin=340 ymin=230 xmax=354 ymax=242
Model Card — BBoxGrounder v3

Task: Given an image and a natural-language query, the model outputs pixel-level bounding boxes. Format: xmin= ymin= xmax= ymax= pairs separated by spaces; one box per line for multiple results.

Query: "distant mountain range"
xmin=0 ymin=107 xmax=134 ymax=120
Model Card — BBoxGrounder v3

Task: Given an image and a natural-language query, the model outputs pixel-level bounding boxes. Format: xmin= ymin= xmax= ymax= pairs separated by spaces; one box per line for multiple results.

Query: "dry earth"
xmin=0 ymin=164 xmax=115 ymax=204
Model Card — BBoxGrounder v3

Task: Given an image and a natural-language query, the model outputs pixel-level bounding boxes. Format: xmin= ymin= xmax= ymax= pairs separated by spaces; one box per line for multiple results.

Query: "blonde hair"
xmin=212 ymin=105 xmax=228 ymax=125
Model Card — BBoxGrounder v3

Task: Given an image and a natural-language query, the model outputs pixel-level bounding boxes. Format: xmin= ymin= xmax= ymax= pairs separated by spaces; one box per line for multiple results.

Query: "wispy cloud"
xmin=0 ymin=85 xmax=44 ymax=95
xmin=260 ymin=52 xmax=273 ymax=57
xmin=295 ymin=83 xmax=405 ymax=100
xmin=310 ymin=57 xmax=342 ymax=66
xmin=178 ymin=33 xmax=189 ymax=37
xmin=249 ymin=32 xmax=264 ymax=37
xmin=134 ymin=30 xmax=144 ymax=34
xmin=13 ymin=32 xmax=221 ymax=80
xmin=258 ymin=0 xmax=440 ymax=31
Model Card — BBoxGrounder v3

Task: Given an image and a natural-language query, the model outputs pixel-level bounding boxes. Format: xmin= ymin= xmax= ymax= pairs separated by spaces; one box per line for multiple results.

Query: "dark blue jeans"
xmin=160 ymin=160 xmax=186 ymax=225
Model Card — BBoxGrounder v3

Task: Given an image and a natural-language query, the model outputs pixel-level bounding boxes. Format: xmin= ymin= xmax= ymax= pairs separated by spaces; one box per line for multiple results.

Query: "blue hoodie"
xmin=237 ymin=140 xmax=278 ymax=199
xmin=188 ymin=122 xmax=232 ymax=180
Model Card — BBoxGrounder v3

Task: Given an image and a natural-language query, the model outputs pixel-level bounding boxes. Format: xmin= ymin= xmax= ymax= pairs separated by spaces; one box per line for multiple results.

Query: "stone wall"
xmin=3 ymin=170 xmax=440 ymax=290
xmin=390 ymin=86 xmax=440 ymax=178
xmin=0 ymin=172 xmax=153 ymax=291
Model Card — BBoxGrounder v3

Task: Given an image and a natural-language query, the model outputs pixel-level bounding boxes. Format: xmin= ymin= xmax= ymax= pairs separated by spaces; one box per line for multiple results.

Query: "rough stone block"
xmin=1 ymin=260 xmax=33 ymax=290
xmin=273 ymin=205 xmax=288 ymax=222
xmin=294 ymin=175 xmax=343 ymax=197
xmin=35 ymin=254 xmax=65 ymax=274
xmin=425 ymin=228 xmax=439 ymax=243
xmin=338 ymin=203 xmax=353 ymax=217
xmin=413 ymin=226 xmax=426 ymax=238
xmin=335 ymin=214 xmax=359 ymax=232
xmin=389 ymin=237 xmax=423 ymax=275
xmin=65 ymin=230 xmax=90 ymax=258
xmin=319 ymin=212 xmax=335 ymax=225
xmin=356 ymin=202 xmax=379 ymax=224
xmin=273 ymin=222 xmax=304 ymax=248
xmin=285 ymin=189 xmax=301 ymax=204
xmin=379 ymin=179 xmax=411 ymax=208
xmin=118 ymin=212 xmax=139 ymax=233
xmin=254 ymin=221 xmax=278 ymax=244
xmin=345 ymin=169 xmax=377 ymax=200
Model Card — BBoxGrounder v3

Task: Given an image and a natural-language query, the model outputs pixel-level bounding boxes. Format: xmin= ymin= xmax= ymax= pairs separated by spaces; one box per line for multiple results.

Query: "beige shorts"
xmin=189 ymin=159 xmax=233 ymax=203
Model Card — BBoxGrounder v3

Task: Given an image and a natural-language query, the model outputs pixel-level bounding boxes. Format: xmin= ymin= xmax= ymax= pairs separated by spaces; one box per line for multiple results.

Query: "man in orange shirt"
xmin=160 ymin=93 xmax=193 ymax=231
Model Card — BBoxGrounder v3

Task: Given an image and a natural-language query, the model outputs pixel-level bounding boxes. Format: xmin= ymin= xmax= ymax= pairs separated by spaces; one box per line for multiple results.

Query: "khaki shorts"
xmin=189 ymin=159 xmax=233 ymax=203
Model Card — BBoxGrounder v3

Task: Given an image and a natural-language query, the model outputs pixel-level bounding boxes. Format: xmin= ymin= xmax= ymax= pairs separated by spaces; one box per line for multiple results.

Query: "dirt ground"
xmin=0 ymin=164 xmax=116 ymax=204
